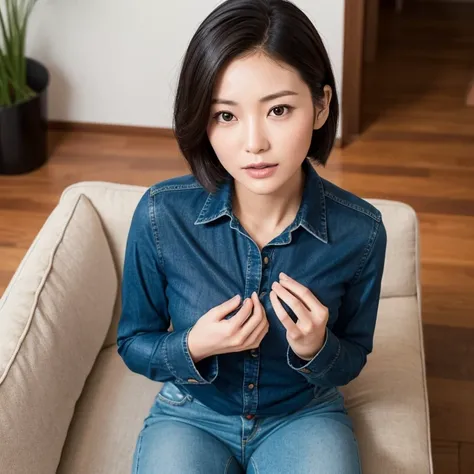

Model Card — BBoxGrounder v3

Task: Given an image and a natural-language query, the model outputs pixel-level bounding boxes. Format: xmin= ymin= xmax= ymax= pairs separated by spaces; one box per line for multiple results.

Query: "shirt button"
xmin=246 ymin=414 xmax=255 ymax=420
xmin=187 ymin=378 xmax=199 ymax=383
xmin=260 ymin=291 xmax=266 ymax=297
xmin=300 ymin=368 xmax=311 ymax=374
xmin=263 ymin=256 xmax=270 ymax=265
xmin=250 ymin=349 xmax=258 ymax=358
xmin=248 ymin=383 xmax=255 ymax=390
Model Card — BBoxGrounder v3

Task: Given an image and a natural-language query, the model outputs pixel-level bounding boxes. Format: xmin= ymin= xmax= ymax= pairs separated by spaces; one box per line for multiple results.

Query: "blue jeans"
xmin=132 ymin=382 xmax=362 ymax=473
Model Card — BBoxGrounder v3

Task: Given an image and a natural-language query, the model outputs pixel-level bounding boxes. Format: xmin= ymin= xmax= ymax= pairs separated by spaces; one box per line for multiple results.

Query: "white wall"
xmin=26 ymin=0 xmax=345 ymax=137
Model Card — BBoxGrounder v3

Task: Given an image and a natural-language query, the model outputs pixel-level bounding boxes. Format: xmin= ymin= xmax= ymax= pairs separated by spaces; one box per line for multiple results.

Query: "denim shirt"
xmin=117 ymin=159 xmax=387 ymax=417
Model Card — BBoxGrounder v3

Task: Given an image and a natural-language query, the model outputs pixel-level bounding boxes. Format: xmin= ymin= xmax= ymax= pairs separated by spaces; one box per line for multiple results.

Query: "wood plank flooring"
xmin=0 ymin=2 xmax=473 ymax=472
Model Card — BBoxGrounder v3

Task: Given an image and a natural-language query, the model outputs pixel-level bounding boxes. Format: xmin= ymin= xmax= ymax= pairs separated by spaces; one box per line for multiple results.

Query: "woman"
xmin=117 ymin=1 xmax=387 ymax=473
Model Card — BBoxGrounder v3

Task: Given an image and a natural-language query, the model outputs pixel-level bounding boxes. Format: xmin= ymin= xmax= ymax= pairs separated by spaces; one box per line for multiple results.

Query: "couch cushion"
xmin=0 ymin=194 xmax=118 ymax=474
xmin=57 ymin=345 xmax=159 ymax=474
xmin=60 ymin=182 xmax=146 ymax=349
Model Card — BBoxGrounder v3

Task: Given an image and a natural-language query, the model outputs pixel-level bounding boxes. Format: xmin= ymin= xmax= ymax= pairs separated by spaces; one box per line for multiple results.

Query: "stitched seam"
xmin=156 ymin=393 xmax=187 ymax=406
xmin=0 ymin=194 xmax=93 ymax=385
xmin=148 ymin=191 xmax=165 ymax=270
xmin=316 ymin=172 xmax=328 ymax=242
xmin=163 ymin=332 xmax=180 ymax=380
xmin=150 ymin=182 xmax=202 ymax=196
xmin=244 ymin=243 xmax=252 ymax=301
xmin=245 ymin=420 xmax=262 ymax=443
xmin=241 ymin=417 xmax=245 ymax=467
xmin=133 ymin=431 xmax=144 ymax=474
xmin=250 ymin=458 xmax=260 ymax=474
xmin=325 ymin=191 xmax=381 ymax=222
xmin=182 ymin=326 xmax=210 ymax=383
xmin=224 ymin=456 xmax=233 ymax=474
xmin=351 ymin=219 xmax=380 ymax=285
xmin=195 ymin=192 xmax=214 ymax=223
xmin=312 ymin=337 xmax=342 ymax=378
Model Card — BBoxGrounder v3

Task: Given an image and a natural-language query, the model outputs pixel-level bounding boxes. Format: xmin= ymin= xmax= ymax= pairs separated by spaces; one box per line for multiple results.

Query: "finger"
xmin=231 ymin=297 xmax=254 ymax=326
xmin=279 ymin=273 xmax=325 ymax=314
xmin=271 ymin=281 xmax=312 ymax=325
xmin=245 ymin=313 xmax=269 ymax=347
xmin=256 ymin=318 xmax=269 ymax=344
xmin=212 ymin=294 xmax=242 ymax=320
xmin=269 ymin=290 xmax=300 ymax=338
xmin=240 ymin=294 xmax=263 ymax=338
xmin=251 ymin=290 xmax=267 ymax=319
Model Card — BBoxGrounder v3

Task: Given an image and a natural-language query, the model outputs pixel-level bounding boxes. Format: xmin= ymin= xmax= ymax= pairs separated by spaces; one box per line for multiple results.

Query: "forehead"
xmin=212 ymin=52 xmax=305 ymax=98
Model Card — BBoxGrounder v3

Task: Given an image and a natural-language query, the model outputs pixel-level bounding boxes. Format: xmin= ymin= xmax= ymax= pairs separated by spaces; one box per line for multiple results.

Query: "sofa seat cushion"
xmin=57 ymin=345 xmax=159 ymax=474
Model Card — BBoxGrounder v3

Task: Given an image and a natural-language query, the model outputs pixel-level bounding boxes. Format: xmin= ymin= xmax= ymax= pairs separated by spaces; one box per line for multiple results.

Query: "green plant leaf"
xmin=0 ymin=0 xmax=38 ymax=105
xmin=0 ymin=7 xmax=14 ymax=66
xmin=0 ymin=53 xmax=13 ymax=106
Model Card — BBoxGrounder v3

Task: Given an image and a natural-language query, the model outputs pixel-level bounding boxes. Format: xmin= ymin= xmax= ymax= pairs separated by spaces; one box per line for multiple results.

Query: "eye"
xmin=213 ymin=111 xmax=235 ymax=123
xmin=212 ymin=105 xmax=294 ymax=123
xmin=269 ymin=105 xmax=293 ymax=117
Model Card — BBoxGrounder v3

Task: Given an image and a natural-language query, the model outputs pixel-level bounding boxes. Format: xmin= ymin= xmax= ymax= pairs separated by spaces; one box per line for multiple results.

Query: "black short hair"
xmin=173 ymin=0 xmax=339 ymax=193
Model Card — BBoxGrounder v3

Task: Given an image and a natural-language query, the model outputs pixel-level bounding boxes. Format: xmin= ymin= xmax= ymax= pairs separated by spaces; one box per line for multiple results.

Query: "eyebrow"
xmin=211 ymin=90 xmax=298 ymax=106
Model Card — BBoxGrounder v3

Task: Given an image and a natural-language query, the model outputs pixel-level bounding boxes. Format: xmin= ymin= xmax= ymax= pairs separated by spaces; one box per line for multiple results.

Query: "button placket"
xmin=259 ymin=252 xmax=271 ymax=298
xmin=242 ymin=243 xmax=262 ymax=416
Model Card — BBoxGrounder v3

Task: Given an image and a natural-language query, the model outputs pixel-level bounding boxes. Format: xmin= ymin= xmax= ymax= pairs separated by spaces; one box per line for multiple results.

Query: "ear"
xmin=313 ymin=85 xmax=333 ymax=130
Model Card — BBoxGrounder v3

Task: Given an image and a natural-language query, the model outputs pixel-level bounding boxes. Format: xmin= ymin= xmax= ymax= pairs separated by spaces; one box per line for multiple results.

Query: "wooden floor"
xmin=361 ymin=4 xmax=474 ymax=473
xmin=0 ymin=3 xmax=473 ymax=473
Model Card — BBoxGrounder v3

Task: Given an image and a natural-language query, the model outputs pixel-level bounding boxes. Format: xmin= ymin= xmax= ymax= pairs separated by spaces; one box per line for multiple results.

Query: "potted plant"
xmin=0 ymin=0 xmax=49 ymax=175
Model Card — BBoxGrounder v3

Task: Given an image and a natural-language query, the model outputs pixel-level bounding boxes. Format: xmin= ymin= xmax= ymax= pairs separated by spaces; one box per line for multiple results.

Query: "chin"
xmin=242 ymin=177 xmax=285 ymax=195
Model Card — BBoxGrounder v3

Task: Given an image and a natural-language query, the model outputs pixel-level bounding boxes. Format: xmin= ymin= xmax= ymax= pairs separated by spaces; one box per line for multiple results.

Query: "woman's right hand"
xmin=187 ymin=292 xmax=269 ymax=363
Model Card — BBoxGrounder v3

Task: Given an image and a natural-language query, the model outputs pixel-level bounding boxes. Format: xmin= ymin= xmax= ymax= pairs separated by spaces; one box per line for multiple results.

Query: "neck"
xmin=232 ymin=165 xmax=306 ymax=233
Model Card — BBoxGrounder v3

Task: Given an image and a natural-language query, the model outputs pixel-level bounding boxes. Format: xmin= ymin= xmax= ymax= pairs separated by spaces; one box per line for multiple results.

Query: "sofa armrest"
xmin=340 ymin=200 xmax=433 ymax=473
xmin=340 ymin=296 xmax=433 ymax=474
xmin=0 ymin=194 xmax=118 ymax=474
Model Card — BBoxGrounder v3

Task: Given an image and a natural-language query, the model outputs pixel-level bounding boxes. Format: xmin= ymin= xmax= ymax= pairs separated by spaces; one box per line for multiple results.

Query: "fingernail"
xmin=280 ymin=272 xmax=289 ymax=280
xmin=233 ymin=295 xmax=241 ymax=301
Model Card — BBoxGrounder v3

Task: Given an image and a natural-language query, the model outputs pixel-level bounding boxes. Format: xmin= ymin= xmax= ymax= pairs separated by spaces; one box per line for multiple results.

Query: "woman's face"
xmin=207 ymin=51 xmax=331 ymax=196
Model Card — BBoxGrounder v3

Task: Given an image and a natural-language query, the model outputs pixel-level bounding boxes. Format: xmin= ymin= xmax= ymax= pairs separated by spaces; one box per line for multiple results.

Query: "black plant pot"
xmin=0 ymin=58 xmax=50 ymax=175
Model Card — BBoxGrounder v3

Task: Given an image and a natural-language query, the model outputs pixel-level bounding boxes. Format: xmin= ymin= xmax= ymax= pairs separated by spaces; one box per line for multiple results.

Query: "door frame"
xmin=341 ymin=0 xmax=366 ymax=146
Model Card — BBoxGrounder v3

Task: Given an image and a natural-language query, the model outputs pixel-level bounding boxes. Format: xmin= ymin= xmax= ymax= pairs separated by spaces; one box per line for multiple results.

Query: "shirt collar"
xmin=194 ymin=158 xmax=328 ymax=244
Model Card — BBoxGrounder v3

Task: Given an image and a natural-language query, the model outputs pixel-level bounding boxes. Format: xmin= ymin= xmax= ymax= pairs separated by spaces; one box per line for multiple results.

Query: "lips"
xmin=245 ymin=164 xmax=277 ymax=169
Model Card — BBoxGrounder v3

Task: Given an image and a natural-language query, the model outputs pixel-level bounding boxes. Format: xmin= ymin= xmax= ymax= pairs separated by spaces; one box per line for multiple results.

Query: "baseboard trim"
xmin=48 ymin=120 xmax=175 ymax=137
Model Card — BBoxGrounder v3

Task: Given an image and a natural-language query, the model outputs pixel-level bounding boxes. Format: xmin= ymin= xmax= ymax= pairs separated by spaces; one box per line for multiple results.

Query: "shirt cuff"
xmin=287 ymin=328 xmax=341 ymax=377
xmin=164 ymin=327 xmax=219 ymax=384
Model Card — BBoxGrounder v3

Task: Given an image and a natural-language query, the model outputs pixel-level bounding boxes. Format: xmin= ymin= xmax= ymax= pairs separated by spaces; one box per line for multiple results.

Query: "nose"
xmin=245 ymin=118 xmax=269 ymax=154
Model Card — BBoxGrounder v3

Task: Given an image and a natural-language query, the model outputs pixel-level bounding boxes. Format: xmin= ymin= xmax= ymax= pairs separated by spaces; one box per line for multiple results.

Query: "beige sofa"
xmin=0 ymin=181 xmax=434 ymax=474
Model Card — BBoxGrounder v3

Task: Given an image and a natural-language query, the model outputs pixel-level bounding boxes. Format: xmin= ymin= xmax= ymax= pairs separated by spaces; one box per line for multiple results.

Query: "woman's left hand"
xmin=270 ymin=272 xmax=328 ymax=361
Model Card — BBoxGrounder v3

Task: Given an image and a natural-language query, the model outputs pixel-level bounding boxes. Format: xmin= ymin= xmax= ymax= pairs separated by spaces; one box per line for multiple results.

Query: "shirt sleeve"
xmin=117 ymin=189 xmax=218 ymax=385
xmin=287 ymin=217 xmax=387 ymax=387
